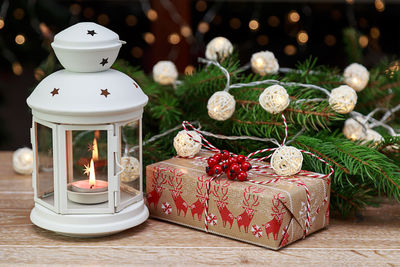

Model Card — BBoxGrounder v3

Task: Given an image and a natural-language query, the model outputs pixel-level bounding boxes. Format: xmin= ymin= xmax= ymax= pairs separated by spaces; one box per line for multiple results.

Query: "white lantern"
xmin=343 ymin=63 xmax=369 ymax=92
xmin=205 ymin=37 xmax=233 ymax=61
xmin=27 ymin=22 xmax=149 ymax=237
xmin=251 ymin=51 xmax=279 ymax=76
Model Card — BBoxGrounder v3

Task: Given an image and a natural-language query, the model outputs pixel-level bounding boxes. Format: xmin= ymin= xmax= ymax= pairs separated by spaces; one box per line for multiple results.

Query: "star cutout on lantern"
xmin=87 ymin=30 xmax=97 ymax=36
xmin=101 ymin=89 xmax=110 ymax=98
xmin=100 ymin=58 xmax=108 ymax=66
xmin=88 ymin=143 xmax=94 ymax=152
xmin=51 ymin=88 xmax=59 ymax=96
xmin=83 ymin=163 xmax=91 ymax=176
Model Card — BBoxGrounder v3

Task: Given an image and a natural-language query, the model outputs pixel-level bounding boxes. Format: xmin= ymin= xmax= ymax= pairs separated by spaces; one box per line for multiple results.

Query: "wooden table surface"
xmin=1 ymin=151 xmax=399 ymax=266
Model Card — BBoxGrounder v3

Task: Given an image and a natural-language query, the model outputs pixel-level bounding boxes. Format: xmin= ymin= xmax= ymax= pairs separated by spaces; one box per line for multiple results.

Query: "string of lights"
xmin=195 ymin=54 xmax=398 ymax=141
xmin=139 ymin=120 xmax=307 ymax=151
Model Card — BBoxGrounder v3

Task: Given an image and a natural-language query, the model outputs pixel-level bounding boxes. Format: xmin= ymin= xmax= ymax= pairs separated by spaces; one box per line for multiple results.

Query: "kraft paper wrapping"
xmin=146 ymin=150 xmax=330 ymax=250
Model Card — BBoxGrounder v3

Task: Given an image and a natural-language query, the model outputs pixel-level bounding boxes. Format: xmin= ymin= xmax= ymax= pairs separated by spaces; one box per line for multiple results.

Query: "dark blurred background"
xmin=0 ymin=0 xmax=398 ymax=150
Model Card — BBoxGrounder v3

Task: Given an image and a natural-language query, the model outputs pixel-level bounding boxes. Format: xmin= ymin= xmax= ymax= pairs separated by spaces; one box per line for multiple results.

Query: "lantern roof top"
xmin=52 ymin=22 xmax=124 ymax=50
xmin=27 ymin=69 xmax=148 ymax=124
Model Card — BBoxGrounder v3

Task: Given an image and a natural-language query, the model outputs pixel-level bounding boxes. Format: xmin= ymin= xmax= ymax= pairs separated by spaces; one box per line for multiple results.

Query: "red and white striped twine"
xmin=180 ymin=114 xmax=333 ymax=237
xmin=281 ymin=114 xmax=288 ymax=146
xmin=203 ymin=174 xmax=221 ymax=232
xmin=182 ymin=120 xmax=220 ymax=153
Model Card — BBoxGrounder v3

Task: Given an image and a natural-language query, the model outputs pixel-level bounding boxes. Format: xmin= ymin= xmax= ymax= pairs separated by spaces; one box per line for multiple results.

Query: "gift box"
xmin=146 ymin=150 xmax=330 ymax=250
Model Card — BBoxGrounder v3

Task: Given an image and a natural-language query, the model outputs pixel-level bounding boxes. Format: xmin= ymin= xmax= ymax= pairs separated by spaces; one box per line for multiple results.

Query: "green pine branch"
xmin=34 ymin=51 xmax=400 ymax=218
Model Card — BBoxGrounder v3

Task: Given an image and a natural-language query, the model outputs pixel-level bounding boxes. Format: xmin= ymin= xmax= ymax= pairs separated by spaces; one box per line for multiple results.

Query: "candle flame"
xmin=88 ymin=158 xmax=96 ymax=186
xmin=92 ymin=137 xmax=99 ymax=161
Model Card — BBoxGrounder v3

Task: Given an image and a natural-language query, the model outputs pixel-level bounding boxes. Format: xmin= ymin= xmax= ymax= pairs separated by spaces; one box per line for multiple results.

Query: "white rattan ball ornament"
xmin=329 ymin=85 xmax=357 ymax=114
xmin=205 ymin=37 xmax=233 ymax=61
xmin=259 ymin=85 xmax=290 ymax=114
xmin=343 ymin=63 xmax=369 ymax=92
xmin=120 ymin=156 xmax=140 ymax=182
xmin=173 ymin=130 xmax=202 ymax=157
xmin=361 ymin=129 xmax=383 ymax=145
xmin=207 ymin=91 xmax=236 ymax=121
xmin=152 ymin=61 xmax=178 ymax=85
xmin=251 ymin=51 xmax=279 ymax=76
xmin=343 ymin=117 xmax=368 ymax=141
xmin=13 ymin=147 xmax=34 ymax=175
xmin=271 ymin=146 xmax=303 ymax=176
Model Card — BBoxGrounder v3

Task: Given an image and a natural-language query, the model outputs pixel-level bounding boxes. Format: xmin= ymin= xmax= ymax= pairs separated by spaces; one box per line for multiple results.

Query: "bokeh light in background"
xmin=180 ymin=26 xmax=192 ymax=37
xmin=284 ymin=44 xmax=297 ymax=56
xmin=144 ymin=32 xmax=156 ymax=45
xmin=15 ymin=34 xmax=25 ymax=45
xmin=268 ymin=16 xmax=280 ymax=27
xmin=359 ymin=35 xmax=369 ymax=48
xmin=288 ymin=10 xmax=300 ymax=23
xmin=229 ymin=18 xmax=241 ymax=29
xmin=184 ymin=65 xmax=195 ymax=75
xmin=197 ymin=21 xmax=210 ymax=33
xmin=257 ymin=35 xmax=269 ymax=46
xmin=0 ymin=0 xmax=398 ymax=151
xmin=168 ymin=33 xmax=181 ymax=45
xmin=126 ymin=15 xmax=137 ymax=27
xmin=297 ymin=31 xmax=308 ymax=45
xmin=146 ymin=9 xmax=158 ymax=21
xmin=324 ymin=34 xmax=337 ymax=46
xmin=0 ymin=1 xmax=398 ymax=77
xmin=248 ymin=19 xmax=259 ymax=31
xmin=12 ymin=62 xmax=23 ymax=75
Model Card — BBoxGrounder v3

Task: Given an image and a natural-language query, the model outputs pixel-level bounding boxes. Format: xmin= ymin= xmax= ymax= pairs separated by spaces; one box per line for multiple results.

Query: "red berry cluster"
xmin=206 ymin=150 xmax=252 ymax=181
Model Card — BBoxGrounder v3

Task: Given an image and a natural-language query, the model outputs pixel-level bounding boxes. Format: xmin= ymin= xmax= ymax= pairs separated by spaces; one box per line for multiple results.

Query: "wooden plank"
xmin=0 ymin=152 xmax=20 ymax=180
xmin=0 ymin=247 xmax=398 ymax=266
xmin=0 ymin=210 xmax=399 ymax=250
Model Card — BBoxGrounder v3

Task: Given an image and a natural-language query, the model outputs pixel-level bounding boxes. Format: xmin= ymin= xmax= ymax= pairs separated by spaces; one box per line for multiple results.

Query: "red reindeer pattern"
xmin=167 ymin=168 xmax=188 ymax=216
xmin=236 ymin=185 xmax=263 ymax=233
xmin=190 ymin=176 xmax=208 ymax=220
xmin=212 ymin=180 xmax=235 ymax=229
xmin=147 ymin=167 xmax=168 ymax=209
xmin=264 ymin=193 xmax=287 ymax=240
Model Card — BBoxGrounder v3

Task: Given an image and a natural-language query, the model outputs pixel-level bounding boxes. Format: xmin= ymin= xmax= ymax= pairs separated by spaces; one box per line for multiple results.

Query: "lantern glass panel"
xmin=119 ymin=120 xmax=141 ymax=205
xmin=36 ymin=123 xmax=55 ymax=208
xmin=66 ymin=129 xmax=110 ymax=209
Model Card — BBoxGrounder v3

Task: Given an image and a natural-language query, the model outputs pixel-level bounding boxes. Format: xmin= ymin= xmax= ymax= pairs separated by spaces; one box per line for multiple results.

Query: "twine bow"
xmin=180 ymin=114 xmax=333 ymax=238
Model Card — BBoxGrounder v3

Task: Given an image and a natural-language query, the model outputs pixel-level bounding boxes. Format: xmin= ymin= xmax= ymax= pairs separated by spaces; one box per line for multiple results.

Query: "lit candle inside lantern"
xmin=92 ymin=136 xmax=99 ymax=161
xmin=69 ymin=136 xmax=108 ymax=204
xmin=71 ymin=158 xmax=108 ymax=193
